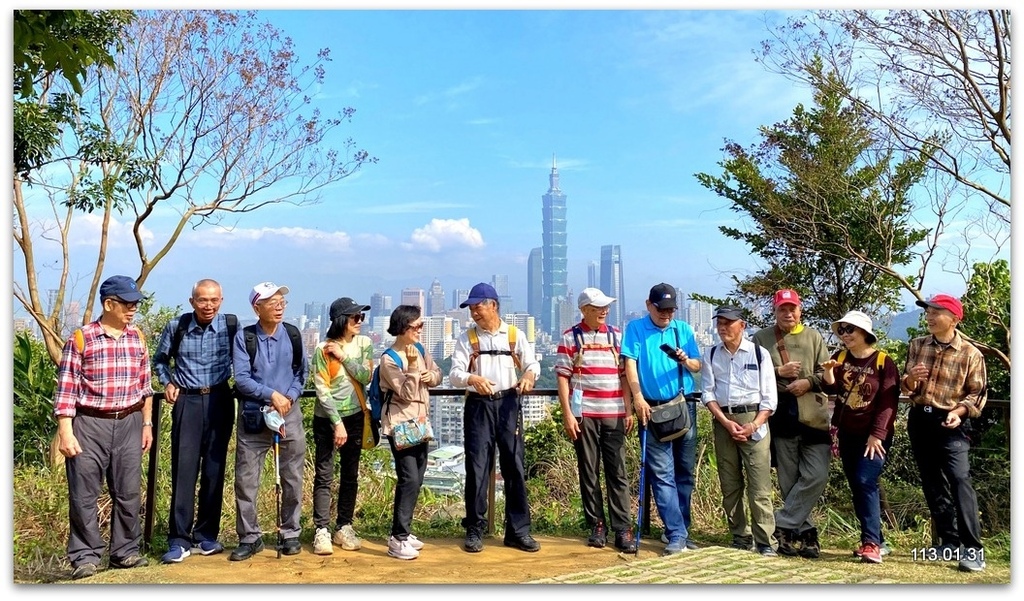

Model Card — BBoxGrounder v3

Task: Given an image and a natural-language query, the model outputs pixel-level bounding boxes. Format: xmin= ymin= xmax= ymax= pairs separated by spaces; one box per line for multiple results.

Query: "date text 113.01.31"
xmin=911 ymin=546 xmax=983 ymax=562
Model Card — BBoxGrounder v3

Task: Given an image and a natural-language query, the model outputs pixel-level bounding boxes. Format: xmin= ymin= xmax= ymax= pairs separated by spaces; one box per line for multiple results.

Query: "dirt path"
xmin=76 ymin=535 xmax=646 ymax=585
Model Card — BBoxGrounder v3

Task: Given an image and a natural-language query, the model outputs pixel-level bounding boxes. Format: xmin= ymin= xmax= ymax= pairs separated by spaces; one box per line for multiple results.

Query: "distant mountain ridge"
xmin=882 ymin=309 xmax=923 ymax=342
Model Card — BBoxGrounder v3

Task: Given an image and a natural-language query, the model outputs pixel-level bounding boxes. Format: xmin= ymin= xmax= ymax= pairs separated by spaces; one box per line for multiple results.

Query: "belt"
xmin=178 ymin=382 xmax=231 ymax=396
xmin=75 ymin=400 xmax=145 ymax=420
xmin=467 ymin=387 xmax=517 ymax=401
xmin=723 ymin=403 xmax=760 ymax=414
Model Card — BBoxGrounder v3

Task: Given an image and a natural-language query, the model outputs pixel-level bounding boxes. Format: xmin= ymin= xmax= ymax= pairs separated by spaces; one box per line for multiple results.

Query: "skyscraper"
xmin=491 ymin=274 xmax=512 ymax=312
xmin=401 ymin=287 xmax=425 ymax=310
xmin=587 ymin=261 xmax=598 ymax=288
xmin=541 ymin=156 xmax=568 ymax=334
xmin=452 ymin=288 xmax=470 ymax=310
xmin=369 ymin=292 xmax=392 ymax=321
xmin=600 ymin=244 xmax=624 ymax=328
xmin=427 ymin=278 xmax=446 ymax=316
xmin=527 ymin=247 xmax=542 ymax=320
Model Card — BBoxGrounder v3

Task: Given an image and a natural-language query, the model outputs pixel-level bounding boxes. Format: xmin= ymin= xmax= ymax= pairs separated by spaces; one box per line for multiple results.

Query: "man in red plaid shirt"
xmin=53 ymin=275 xmax=155 ymax=580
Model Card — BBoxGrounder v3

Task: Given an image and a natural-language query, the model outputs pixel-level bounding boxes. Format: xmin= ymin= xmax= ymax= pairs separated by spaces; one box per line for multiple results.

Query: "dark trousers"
xmin=67 ymin=412 xmax=143 ymax=567
xmin=573 ymin=415 xmax=631 ymax=533
xmin=908 ymin=406 xmax=984 ymax=550
xmin=838 ymin=433 xmax=890 ymax=546
xmin=387 ymin=435 xmax=427 ymax=539
xmin=462 ymin=389 xmax=531 ymax=537
xmin=166 ymin=388 xmax=234 ymax=550
xmin=312 ymin=413 xmax=364 ymax=529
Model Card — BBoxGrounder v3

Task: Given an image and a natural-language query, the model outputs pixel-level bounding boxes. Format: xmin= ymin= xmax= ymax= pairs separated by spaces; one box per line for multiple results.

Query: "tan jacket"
xmin=378 ymin=345 xmax=441 ymax=435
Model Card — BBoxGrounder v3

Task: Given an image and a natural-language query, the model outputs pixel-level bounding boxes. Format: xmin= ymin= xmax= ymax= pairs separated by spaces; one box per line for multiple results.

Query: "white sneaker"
xmin=408 ymin=533 xmax=425 ymax=550
xmin=313 ymin=527 xmax=333 ymax=555
xmin=332 ymin=524 xmax=361 ymax=551
xmin=387 ymin=536 xmax=420 ymax=560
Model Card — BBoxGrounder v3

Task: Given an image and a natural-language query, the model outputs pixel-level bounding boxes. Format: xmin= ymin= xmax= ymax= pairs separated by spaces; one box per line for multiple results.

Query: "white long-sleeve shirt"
xmin=701 ymin=337 xmax=778 ymax=413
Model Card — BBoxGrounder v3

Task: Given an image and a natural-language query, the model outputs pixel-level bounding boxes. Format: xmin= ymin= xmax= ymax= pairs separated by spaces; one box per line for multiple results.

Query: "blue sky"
xmin=10 ymin=6 xmax=1009 ymax=320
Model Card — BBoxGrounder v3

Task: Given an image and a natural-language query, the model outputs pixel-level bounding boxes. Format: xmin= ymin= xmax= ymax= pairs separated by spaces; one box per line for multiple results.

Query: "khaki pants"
xmin=713 ymin=412 xmax=776 ymax=547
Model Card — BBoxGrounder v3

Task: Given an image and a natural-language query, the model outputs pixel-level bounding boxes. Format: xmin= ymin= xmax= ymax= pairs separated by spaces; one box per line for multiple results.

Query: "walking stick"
xmin=635 ymin=424 xmax=647 ymax=557
xmin=273 ymin=431 xmax=283 ymax=559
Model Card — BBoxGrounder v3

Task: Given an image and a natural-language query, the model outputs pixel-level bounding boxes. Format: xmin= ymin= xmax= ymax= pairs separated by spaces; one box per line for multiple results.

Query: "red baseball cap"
xmin=916 ymin=294 xmax=964 ymax=320
xmin=773 ymin=289 xmax=801 ymax=308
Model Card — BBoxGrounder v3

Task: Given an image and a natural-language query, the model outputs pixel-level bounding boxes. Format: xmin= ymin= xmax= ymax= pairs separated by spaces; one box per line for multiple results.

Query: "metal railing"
xmin=142 ymin=389 xmax=1009 ymax=548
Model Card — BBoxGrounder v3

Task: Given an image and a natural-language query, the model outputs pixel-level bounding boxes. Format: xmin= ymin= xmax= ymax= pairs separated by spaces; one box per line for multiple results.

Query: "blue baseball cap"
xmin=459 ymin=282 xmax=499 ymax=308
xmin=99 ymin=275 xmax=145 ymax=302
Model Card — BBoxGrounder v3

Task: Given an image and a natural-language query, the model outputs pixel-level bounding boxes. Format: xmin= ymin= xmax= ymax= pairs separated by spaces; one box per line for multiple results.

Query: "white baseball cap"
xmin=578 ymin=287 xmax=616 ymax=309
xmin=249 ymin=281 xmax=290 ymax=306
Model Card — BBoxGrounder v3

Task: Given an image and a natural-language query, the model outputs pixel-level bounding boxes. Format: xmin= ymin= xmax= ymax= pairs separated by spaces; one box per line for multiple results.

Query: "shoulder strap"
xmin=875 ymin=349 xmax=887 ymax=370
xmin=467 ymin=327 xmax=480 ymax=352
xmin=282 ymin=322 xmax=303 ymax=372
xmin=507 ymin=325 xmax=522 ymax=372
xmin=72 ymin=328 xmax=86 ymax=354
xmin=572 ymin=325 xmax=584 ymax=353
xmin=755 ymin=343 xmax=762 ymax=367
xmin=415 ymin=342 xmax=425 ymax=356
xmin=225 ymin=314 xmax=238 ymax=357
xmin=773 ymin=325 xmax=791 ymax=365
xmin=837 ymin=349 xmax=848 ymax=364
xmin=709 ymin=345 xmax=716 ymax=365
xmin=243 ymin=325 xmax=258 ymax=369
xmin=168 ymin=313 xmax=192 ymax=359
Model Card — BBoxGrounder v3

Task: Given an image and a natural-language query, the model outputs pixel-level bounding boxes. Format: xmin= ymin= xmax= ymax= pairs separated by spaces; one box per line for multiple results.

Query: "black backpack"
xmin=241 ymin=322 xmax=303 ymax=373
xmin=155 ymin=312 xmax=238 ymax=366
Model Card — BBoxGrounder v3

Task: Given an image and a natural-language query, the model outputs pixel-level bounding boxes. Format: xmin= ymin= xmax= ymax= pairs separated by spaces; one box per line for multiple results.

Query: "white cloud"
xmin=195 ymin=225 xmax=352 ymax=251
xmin=404 ymin=218 xmax=485 ymax=252
xmin=64 ymin=213 xmax=154 ymax=249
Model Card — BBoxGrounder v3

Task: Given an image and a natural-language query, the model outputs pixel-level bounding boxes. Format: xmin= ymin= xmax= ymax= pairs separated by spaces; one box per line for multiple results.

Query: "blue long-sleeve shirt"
xmin=152 ymin=313 xmax=233 ymax=389
xmin=232 ymin=323 xmax=307 ymax=405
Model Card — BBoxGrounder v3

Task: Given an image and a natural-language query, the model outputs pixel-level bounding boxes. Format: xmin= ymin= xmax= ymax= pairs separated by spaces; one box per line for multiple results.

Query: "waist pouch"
xmin=240 ymin=398 xmax=267 ymax=434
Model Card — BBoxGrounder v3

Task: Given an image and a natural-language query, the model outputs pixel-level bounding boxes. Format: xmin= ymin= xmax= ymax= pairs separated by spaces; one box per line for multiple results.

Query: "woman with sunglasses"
xmin=310 ymin=297 xmax=374 ymax=555
xmin=820 ymin=310 xmax=899 ymax=564
xmin=378 ymin=304 xmax=441 ymax=560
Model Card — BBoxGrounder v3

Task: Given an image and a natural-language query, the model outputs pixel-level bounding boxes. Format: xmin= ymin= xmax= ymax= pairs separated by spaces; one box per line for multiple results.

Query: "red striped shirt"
xmin=554 ymin=322 xmax=626 ymax=417
xmin=53 ymin=321 xmax=154 ymax=418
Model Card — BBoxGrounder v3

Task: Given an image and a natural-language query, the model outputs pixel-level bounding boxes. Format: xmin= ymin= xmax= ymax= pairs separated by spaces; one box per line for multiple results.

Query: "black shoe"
xmin=757 ymin=544 xmax=778 ymax=557
xmin=614 ymin=529 xmax=638 ymax=553
xmin=775 ymin=528 xmax=799 ymax=557
xmin=71 ymin=563 xmax=98 ymax=580
xmin=798 ymin=527 xmax=820 ymax=559
xmin=464 ymin=529 xmax=484 ymax=553
xmin=731 ymin=535 xmax=753 ymax=551
xmin=109 ymin=554 xmax=149 ymax=569
xmin=229 ymin=539 xmax=266 ymax=561
xmin=504 ymin=533 xmax=541 ymax=552
xmin=587 ymin=522 xmax=607 ymax=548
xmin=281 ymin=537 xmax=301 ymax=556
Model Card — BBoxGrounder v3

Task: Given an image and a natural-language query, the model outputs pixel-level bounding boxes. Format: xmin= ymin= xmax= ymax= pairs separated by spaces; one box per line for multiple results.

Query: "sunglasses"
xmin=111 ymin=298 xmax=141 ymax=310
xmin=655 ymin=307 xmax=676 ymax=315
xmin=349 ymin=313 xmax=365 ymax=323
xmin=408 ymin=323 xmax=424 ymax=331
xmin=837 ymin=324 xmax=857 ymax=335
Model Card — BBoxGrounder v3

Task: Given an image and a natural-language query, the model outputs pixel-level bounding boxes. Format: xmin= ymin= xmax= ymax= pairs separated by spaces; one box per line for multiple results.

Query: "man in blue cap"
xmin=450 ymin=282 xmax=541 ymax=553
xmin=53 ymin=275 xmax=154 ymax=579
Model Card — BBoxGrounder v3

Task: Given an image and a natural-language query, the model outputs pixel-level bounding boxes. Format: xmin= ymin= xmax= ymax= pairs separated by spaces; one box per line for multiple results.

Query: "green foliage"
xmin=695 ymin=63 xmax=929 ymax=330
xmin=12 ymin=332 xmax=58 ymax=465
xmin=960 ymin=259 xmax=1010 ymax=398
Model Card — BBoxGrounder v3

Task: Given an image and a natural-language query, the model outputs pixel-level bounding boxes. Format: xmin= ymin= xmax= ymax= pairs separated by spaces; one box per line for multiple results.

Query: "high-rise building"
xmin=370 ymin=292 xmax=392 ymax=321
xmin=304 ymin=301 xmax=326 ymax=338
xmin=491 ymin=274 xmax=512 ymax=313
xmin=401 ymin=287 xmax=425 ymax=310
xmin=451 ymin=288 xmax=470 ymax=310
xmin=541 ymin=155 xmax=568 ymax=334
xmin=587 ymin=261 xmax=598 ymax=288
xmin=600 ymin=244 xmax=625 ymax=328
xmin=427 ymin=278 xmax=446 ymax=316
xmin=527 ymin=247 xmax=542 ymax=320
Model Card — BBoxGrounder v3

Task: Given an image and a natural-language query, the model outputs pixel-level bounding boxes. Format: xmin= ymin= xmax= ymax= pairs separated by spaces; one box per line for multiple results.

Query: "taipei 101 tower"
xmin=541 ymin=155 xmax=568 ymax=334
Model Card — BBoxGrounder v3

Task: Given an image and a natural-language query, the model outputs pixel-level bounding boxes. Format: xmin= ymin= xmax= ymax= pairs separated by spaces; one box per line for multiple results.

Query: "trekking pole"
xmin=273 ymin=431 xmax=283 ymax=559
xmin=635 ymin=424 xmax=647 ymax=557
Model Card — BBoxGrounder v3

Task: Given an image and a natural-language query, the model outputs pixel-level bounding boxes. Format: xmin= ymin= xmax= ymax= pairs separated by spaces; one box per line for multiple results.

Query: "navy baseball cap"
xmin=99 ymin=275 xmax=145 ymax=302
xmin=648 ymin=283 xmax=677 ymax=310
xmin=460 ymin=282 xmax=499 ymax=308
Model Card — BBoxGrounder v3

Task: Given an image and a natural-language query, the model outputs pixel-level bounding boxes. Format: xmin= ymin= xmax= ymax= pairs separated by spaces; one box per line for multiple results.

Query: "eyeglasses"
xmin=837 ymin=324 xmax=857 ymax=335
xmin=349 ymin=313 xmax=365 ymax=323
xmin=408 ymin=323 xmax=424 ymax=331
xmin=584 ymin=305 xmax=610 ymax=313
xmin=259 ymin=299 xmax=288 ymax=310
xmin=111 ymin=298 xmax=141 ymax=310
xmin=192 ymin=299 xmax=221 ymax=308
xmin=655 ymin=307 xmax=676 ymax=315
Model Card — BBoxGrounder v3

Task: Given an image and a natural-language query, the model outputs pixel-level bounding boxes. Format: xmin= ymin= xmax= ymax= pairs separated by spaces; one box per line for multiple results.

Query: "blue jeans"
xmin=643 ymin=401 xmax=697 ymax=543
xmin=838 ymin=433 xmax=889 ymax=546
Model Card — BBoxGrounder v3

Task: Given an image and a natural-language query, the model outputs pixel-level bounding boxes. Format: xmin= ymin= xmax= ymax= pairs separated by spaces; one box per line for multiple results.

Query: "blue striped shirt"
xmin=153 ymin=313 xmax=233 ymax=389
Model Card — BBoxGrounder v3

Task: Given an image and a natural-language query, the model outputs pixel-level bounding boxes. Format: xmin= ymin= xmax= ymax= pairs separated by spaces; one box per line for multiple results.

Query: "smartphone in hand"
xmin=660 ymin=343 xmax=682 ymax=362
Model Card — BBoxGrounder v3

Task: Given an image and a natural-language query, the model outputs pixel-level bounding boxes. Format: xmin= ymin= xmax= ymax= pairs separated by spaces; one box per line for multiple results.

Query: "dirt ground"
xmin=66 ymin=534 xmax=647 ymax=585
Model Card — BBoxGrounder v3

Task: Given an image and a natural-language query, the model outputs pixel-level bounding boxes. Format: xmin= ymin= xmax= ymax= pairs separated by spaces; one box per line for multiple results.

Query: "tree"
xmin=13 ymin=10 xmax=377 ymax=364
xmin=758 ymin=10 xmax=1010 ymax=217
xmin=960 ymin=259 xmax=1010 ymax=400
xmin=695 ymin=66 xmax=929 ymax=330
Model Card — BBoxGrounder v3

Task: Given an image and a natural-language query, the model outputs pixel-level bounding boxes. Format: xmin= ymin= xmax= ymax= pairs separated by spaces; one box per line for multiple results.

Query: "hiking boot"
xmin=281 ymin=537 xmax=302 ymax=555
xmin=774 ymin=528 xmax=799 ymax=557
xmin=313 ymin=527 xmax=333 ymax=555
xmin=161 ymin=545 xmax=191 ymax=564
xmin=587 ymin=522 xmax=607 ymax=548
xmin=110 ymin=554 xmax=148 ymax=569
xmin=731 ymin=535 xmax=754 ymax=551
xmin=388 ymin=535 xmax=420 ymax=560
xmin=504 ymin=533 xmax=541 ymax=552
xmin=859 ymin=542 xmax=882 ymax=564
xmin=194 ymin=540 xmax=224 ymax=555
xmin=614 ymin=529 xmax=637 ymax=553
xmin=407 ymin=533 xmax=425 ymax=550
xmin=464 ymin=528 xmax=484 ymax=553
xmin=333 ymin=524 xmax=361 ymax=551
xmin=756 ymin=544 xmax=778 ymax=557
xmin=71 ymin=563 xmax=97 ymax=580
xmin=798 ymin=527 xmax=820 ymax=559
xmin=229 ymin=538 xmax=265 ymax=561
